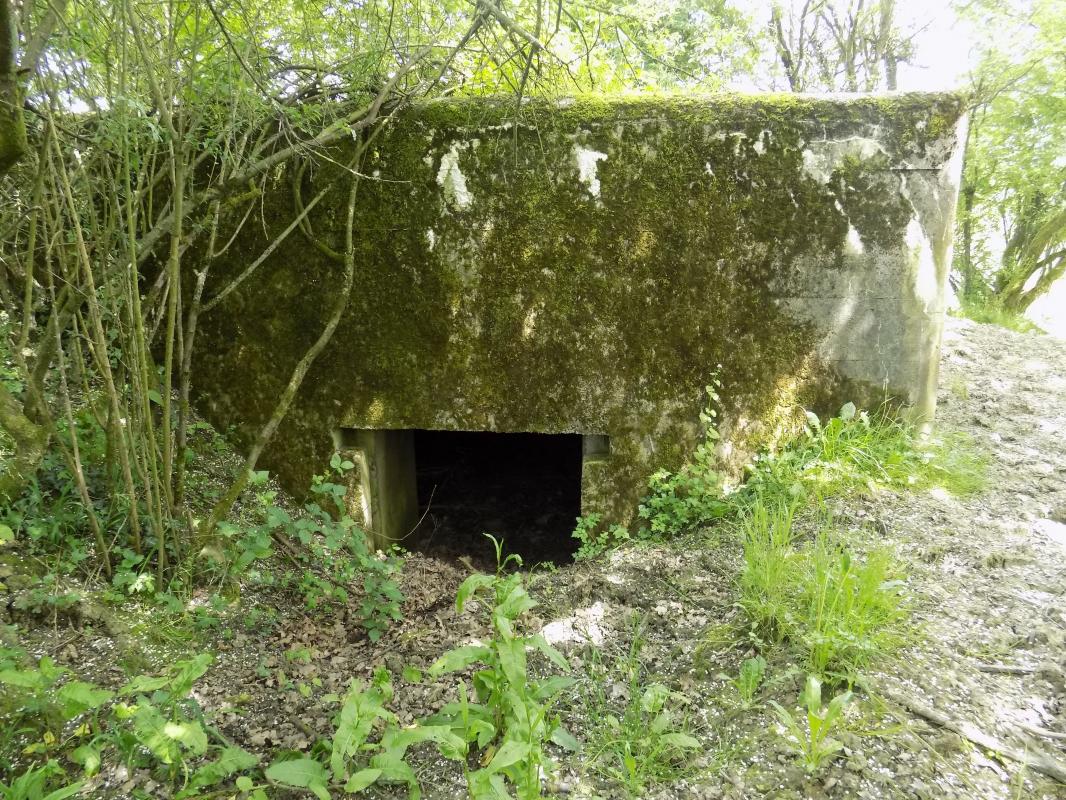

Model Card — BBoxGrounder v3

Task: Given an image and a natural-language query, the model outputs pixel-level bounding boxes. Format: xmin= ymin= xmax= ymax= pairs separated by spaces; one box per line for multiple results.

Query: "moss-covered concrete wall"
xmin=193 ymin=92 xmax=965 ymax=534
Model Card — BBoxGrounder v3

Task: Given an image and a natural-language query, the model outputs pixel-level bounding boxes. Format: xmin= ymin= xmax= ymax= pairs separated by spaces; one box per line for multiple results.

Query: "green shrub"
xmin=0 ymin=652 xmax=259 ymax=798
xmin=801 ymin=533 xmax=907 ymax=676
xmin=737 ymin=501 xmax=799 ymax=642
xmin=224 ymin=456 xmax=405 ymax=640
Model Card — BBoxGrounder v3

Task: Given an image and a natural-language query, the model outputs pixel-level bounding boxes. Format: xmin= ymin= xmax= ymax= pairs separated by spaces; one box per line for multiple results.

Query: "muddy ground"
xmin=5 ymin=315 xmax=1066 ymax=799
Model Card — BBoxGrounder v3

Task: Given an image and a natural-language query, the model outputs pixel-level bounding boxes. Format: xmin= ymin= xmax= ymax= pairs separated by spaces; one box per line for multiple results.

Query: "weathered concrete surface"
xmin=193 ymin=92 xmax=966 ymax=539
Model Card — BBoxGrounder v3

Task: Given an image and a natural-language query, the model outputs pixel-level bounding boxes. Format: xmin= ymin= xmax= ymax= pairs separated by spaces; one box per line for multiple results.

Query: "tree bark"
xmin=0 ymin=0 xmax=27 ymax=176
xmin=0 ymin=382 xmax=47 ymax=504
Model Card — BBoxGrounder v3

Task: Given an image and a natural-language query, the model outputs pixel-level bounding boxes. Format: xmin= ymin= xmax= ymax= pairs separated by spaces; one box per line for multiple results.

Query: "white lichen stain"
xmin=801 ymin=137 xmax=887 ymax=184
xmin=436 ymin=143 xmax=473 ymax=210
xmin=425 ymin=229 xmax=436 ymax=251
xmin=845 ymin=225 xmax=865 ymax=255
xmin=574 ymin=145 xmax=609 ymax=198
xmin=522 ymin=306 xmax=538 ymax=340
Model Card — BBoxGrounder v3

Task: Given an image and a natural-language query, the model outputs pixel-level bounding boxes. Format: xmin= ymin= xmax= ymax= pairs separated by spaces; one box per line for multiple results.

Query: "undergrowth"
xmin=2 ymin=538 xmax=574 ymax=799
xmin=732 ymin=403 xmax=986 ymax=510
xmin=577 ymin=618 xmax=700 ymax=797
xmin=737 ymin=501 xmax=909 ymax=678
xmin=952 ymin=294 xmax=1042 ymax=334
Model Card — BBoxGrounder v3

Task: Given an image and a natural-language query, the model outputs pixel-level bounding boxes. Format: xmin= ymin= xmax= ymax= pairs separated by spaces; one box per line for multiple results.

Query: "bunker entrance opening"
xmin=412 ymin=430 xmax=584 ymax=569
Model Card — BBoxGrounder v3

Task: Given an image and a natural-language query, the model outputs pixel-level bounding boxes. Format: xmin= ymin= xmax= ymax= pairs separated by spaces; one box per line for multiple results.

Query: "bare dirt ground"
xmin=6 ymin=316 xmax=1066 ymax=799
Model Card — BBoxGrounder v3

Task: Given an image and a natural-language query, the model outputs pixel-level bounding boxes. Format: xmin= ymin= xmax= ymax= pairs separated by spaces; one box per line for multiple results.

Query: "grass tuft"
xmin=732 ymin=404 xmax=987 ymax=510
xmin=736 ymin=501 xmax=908 ymax=678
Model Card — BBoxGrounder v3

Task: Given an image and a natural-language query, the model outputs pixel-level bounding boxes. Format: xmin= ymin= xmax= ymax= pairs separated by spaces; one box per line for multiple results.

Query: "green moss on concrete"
xmin=191 ymin=92 xmax=964 ymax=523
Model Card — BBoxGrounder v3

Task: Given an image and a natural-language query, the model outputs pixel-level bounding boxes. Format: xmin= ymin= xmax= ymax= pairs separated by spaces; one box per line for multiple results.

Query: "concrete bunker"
xmin=335 ymin=427 xmax=610 ymax=565
xmin=192 ymin=92 xmax=967 ymax=556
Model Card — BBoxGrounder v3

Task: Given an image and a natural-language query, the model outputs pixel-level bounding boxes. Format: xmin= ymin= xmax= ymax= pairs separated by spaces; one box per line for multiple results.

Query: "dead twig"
xmin=1017 ymin=722 xmax=1066 ymax=743
xmin=977 ymin=662 xmax=1037 ymax=675
xmin=878 ymin=685 xmax=1066 ymax=784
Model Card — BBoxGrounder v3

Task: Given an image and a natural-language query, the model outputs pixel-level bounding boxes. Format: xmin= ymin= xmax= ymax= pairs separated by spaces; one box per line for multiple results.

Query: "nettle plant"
xmin=638 ymin=376 xmax=728 ymax=535
xmin=224 ymin=455 xmax=405 ymax=640
xmin=266 ymin=536 xmax=577 ymax=800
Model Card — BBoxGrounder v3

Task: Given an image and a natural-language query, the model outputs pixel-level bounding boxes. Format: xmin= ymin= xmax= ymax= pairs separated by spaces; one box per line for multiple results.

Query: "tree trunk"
xmin=878 ymin=0 xmax=898 ymax=90
xmin=0 ymin=0 xmax=27 ymax=177
xmin=0 ymin=382 xmax=47 ymax=504
xmin=196 ymin=171 xmax=363 ymax=544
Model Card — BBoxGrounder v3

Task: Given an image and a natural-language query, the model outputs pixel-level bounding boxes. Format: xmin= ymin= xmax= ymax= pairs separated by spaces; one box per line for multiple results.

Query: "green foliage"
xmin=0 ymin=654 xmax=71 ymax=738
xmin=232 ymin=458 xmax=405 ymax=640
xmin=718 ymin=656 xmax=767 ymax=709
xmin=0 ymin=650 xmax=258 ymax=796
xmin=579 ymin=622 xmax=700 ymax=797
xmin=734 ymin=403 xmax=986 ymax=510
xmin=769 ymin=676 xmax=852 ymax=773
xmin=0 ymin=468 xmax=90 ymax=569
xmin=737 ymin=501 xmax=799 ymax=643
xmin=638 ymin=378 xmax=728 ymax=534
xmin=0 ymin=761 xmax=82 ymax=800
xmin=955 ymin=0 xmax=1066 ymax=312
xmin=953 ymin=295 xmax=1043 ymax=334
xmin=427 ymin=536 xmax=576 ymax=799
xmin=801 ymin=534 xmax=907 ymax=676
xmin=571 ymin=514 xmax=634 ymax=561
xmin=265 ymin=537 xmax=574 ymax=799
xmin=736 ymin=501 xmax=907 ymax=677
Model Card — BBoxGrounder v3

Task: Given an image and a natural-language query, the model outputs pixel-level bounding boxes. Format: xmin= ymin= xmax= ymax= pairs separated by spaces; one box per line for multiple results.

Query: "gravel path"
xmin=538 ymin=316 xmax=1066 ymax=800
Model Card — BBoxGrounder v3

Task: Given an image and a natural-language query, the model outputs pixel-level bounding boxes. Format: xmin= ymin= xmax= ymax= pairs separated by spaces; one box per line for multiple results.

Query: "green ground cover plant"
xmin=236 ymin=456 xmax=406 ymax=639
xmin=718 ymin=655 xmax=768 ymax=710
xmin=264 ymin=535 xmax=576 ymax=800
xmin=737 ymin=500 xmax=908 ymax=678
xmin=769 ymin=675 xmax=853 ymax=773
xmin=0 ymin=652 xmax=260 ymax=799
xmin=578 ymin=620 xmax=701 ymax=797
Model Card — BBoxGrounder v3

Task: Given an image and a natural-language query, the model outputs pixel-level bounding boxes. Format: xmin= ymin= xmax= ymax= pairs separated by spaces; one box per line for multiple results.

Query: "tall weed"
xmin=736 ymin=501 xmax=907 ymax=677
xmin=737 ymin=501 xmax=798 ymax=641
xmin=801 ymin=532 xmax=907 ymax=676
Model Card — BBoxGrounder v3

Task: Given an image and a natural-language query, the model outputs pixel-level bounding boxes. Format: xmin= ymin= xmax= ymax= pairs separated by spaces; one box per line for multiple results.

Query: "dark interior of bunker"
xmin=410 ymin=430 xmax=583 ymax=569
